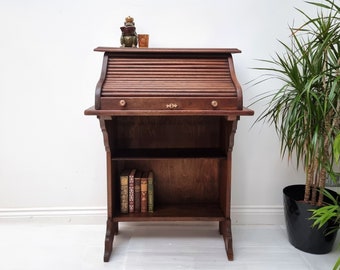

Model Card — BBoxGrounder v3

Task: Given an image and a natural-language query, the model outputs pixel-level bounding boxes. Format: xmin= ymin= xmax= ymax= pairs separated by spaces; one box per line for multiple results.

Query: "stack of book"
xmin=120 ymin=169 xmax=154 ymax=214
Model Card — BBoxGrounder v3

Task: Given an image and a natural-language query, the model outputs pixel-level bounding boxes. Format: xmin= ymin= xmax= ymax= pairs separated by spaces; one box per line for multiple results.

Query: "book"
xmin=141 ymin=172 xmax=148 ymax=213
xmin=134 ymin=170 xmax=142 ymax=213
xmin=128 ymin=169 xmax=136 ymax=213
xmin=120 ymin=169 xmax=130 ymax=214
xmin=147 ymin=171 xmax=154 ymax=212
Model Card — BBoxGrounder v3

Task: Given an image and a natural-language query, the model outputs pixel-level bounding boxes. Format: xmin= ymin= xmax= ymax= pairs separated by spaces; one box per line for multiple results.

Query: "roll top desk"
xmin=85 ymin=47 xmax=253 ymax=262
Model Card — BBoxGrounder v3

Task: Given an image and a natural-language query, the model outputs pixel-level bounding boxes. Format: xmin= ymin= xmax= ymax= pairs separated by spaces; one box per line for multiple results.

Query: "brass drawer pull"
xmin=211 ymin=100 xmax=218 ymax=108
xmin=166 ymin=103 xmax=178 ymax=109
xmin=119 ymin=100 xmax=127 ymax=107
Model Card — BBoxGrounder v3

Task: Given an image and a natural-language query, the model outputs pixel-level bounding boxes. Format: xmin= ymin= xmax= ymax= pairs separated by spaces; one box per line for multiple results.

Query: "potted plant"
xmin=252 ymin=0 xmax=340 ymax=253
xmin=311 ymin=133 xmax=340 ymax=268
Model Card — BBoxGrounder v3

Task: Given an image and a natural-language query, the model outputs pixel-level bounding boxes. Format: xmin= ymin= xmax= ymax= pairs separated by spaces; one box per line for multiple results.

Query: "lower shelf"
xmin=113 ymin=203 xmax=225 ymax=222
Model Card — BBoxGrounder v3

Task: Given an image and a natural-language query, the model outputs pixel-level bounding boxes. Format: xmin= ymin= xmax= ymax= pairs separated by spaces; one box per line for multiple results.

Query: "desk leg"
xmin=104 ymin=219 xmax=115 ymax=262
xmin=219 ymin=221 xmax=223 ymax=235
xmin=221 ymin=219 xmax=234 ymax=261
xmin=113 ymin=221 xmax=119 ymax=235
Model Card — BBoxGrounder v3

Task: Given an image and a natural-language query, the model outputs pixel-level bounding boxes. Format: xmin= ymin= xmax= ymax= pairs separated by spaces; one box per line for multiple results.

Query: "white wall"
xmin=0 ymin=0 xmax=311 ymax=222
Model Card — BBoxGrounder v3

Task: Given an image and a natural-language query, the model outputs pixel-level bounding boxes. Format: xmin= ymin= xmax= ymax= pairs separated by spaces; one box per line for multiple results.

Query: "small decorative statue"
xmin=120 ymin=16 xmax=138 ymax=47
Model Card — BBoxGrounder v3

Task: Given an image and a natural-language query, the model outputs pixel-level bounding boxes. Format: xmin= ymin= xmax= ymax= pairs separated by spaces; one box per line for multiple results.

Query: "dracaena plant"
xmin=310 ymin=134 xmax=340 ymax=270
xmin=253 ymin=0 xmax=340 ymax=206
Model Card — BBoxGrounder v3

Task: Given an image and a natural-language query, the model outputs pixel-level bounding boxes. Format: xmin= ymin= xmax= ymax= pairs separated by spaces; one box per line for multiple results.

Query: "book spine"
xmin=134 ymin=171 xmax=141 ymax=213
xmin=141 ymin=172 xmax=148 ymax=213
xmin=120 ymin=170 xmax=129 ymax=214
xmin=128 ymin=169 xmax=136 ymax=213
xmin=147 ymin=171 xmax=154 ymax=212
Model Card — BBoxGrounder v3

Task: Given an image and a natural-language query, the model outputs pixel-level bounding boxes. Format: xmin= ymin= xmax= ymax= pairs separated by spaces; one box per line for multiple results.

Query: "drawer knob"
xmin=211 ymin=100 xmax=218 ymax=108
xmin=119 ymin=100 xmax=127 ymax=107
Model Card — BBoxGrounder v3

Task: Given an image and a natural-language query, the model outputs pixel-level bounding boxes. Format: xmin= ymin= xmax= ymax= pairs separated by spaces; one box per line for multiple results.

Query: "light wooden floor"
xmin=0 ymin=221 xmax=338 ymax=270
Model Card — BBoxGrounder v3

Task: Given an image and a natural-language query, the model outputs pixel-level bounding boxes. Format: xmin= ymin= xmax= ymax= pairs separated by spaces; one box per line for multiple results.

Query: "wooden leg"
xmin=219 ymin=221 xmax=223 ymax=235
xmin=104 ymin=219 xmax=114 ymax=262
xmin=113 ymin=221 xmax=119 ymax=235
xmin=221 ymin=219 xmax=234 ymax=261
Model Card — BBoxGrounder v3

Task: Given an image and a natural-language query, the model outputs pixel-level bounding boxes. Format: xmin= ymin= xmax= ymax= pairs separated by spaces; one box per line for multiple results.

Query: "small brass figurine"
xmin=120 ymin=16 xmax=137 ymax=47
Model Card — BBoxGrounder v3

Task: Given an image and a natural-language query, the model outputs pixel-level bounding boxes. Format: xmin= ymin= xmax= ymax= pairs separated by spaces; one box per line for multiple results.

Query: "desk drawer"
xmin=100 ymin=97 xmax=239 ymax=111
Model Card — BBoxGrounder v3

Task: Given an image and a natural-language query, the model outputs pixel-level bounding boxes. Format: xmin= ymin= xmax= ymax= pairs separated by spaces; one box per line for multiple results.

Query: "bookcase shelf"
xmin=113 ymin=203 xmax=225 ymax=222
xmin=111 ymin=148 xmax=227 ymax=159
xmin=85 ymin=47 xmax=253 ymax=263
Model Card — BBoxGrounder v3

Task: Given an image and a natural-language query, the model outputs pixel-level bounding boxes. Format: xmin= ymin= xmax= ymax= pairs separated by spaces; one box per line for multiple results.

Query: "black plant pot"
xmin=283 ymin=184 xmax=338 ymax=254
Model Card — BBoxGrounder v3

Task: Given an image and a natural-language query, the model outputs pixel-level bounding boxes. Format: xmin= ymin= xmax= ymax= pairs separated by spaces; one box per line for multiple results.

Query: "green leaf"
xmin=333 ymin=257 xmax=340 ymax=270
xmin=334 ymin=134 xmax=340 ymax=162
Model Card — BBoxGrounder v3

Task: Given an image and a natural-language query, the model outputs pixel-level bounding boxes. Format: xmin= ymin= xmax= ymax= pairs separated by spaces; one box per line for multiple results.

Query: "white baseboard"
xmin=231 ymin=205 xmax=284 ymax=225
xmin=0 ymin=207 xmax=107 ymax=224
xmin=0 ymin=205 xmax=284 ymax=225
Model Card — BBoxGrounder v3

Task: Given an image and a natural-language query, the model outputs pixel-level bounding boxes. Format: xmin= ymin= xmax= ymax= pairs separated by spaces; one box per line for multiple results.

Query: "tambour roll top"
xmin=87 ymin=47 xmax=253 ymax=117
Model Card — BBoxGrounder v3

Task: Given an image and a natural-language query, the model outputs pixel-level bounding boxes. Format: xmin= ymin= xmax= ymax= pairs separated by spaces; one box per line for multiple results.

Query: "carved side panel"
xmin=219 ymin=118 xmax=238 ymax=218
xmin=99 ymin=117 xmax=114 ymax=218
xmin=95 ymin=54 xmax=109 ymax=109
